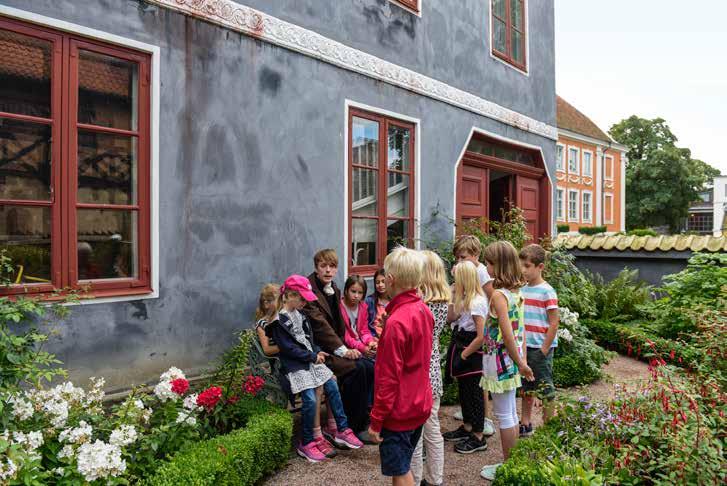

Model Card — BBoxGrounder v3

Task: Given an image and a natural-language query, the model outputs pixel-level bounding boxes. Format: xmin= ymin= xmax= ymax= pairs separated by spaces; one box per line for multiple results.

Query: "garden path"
xmin=263 ymin=355 xmax=648 ymax=486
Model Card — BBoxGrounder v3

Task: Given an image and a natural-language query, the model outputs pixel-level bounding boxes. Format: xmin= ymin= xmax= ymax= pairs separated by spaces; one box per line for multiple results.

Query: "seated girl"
xmin=340 ymin=275 xmax=377 ymax=359
xmin=364 ymin=268 xmax=389 ymax=338
xmin=255 ymin=283 xmax=280 ymax=356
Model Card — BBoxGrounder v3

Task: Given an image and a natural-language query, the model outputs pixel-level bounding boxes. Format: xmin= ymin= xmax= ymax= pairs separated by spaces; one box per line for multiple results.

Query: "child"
xmin=411 ymin=250 xmax=451 ymax=486
xmin=341 ymin=275 xmax=378 ymax=359
xmin=443 ymin=261 xmax=488 ymax=454
xmin=255 ymin=283 xmax=280 ymax=356
xmin=365 ymin=268 xmax=389 ymax=338
xmin=269 ymin=275 xmax=363 ymax=463
xmin=368 ymin=247 xmax=433 ymax=486
xmin=452 ymin=235 xmax=496 ymax=436
xmin=479 ymin=241 xmax=534 ymax=480
xmin=518 ymin=244 xmax=559 ymax=436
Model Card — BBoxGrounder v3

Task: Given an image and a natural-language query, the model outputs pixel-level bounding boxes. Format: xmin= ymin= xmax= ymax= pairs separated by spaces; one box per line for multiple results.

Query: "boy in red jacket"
xmin=368 ymin=247 xmax=434 ymax=486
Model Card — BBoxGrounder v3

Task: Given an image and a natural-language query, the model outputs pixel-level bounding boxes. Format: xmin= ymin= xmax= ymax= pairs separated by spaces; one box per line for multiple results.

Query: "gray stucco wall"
xmin=570 ymin=250 xmax=691 ymax=287
xmin=4 ymin=0 xmax=556 ymax=390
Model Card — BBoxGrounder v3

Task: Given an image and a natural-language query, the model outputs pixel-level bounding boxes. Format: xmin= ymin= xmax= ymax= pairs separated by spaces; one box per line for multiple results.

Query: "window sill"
xmin=1 ymin=286 xmax=155 ymax=304
xmin=491 ymin=50 xmax=528 ymax=76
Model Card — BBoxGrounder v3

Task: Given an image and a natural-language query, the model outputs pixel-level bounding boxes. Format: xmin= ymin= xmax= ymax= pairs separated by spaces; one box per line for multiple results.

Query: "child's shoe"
xmin=296 ymin=441 xmax=327 ymax=463
xmin=483 ymin=418 xmax=496 ymax=437
xmin=321 ymin=424 xmax=338 ymax=445
xmin=442 ymin=425 xmax=470 ymax=442
xmin=454 ymin=434 xmax=487 ymax=454
xmin=314 ymin=436 xmax=338 ymax=458
xmin=333 ymin=428 xmax=364 ymax=449
xmin=453 ymin=408 xmax=463 ymax=421
xmin=519 ymin=423 xmax=533 ymax=437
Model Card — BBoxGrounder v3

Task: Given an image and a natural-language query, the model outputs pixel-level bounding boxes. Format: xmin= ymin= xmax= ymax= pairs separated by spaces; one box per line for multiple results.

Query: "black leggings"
xmin=338 ymin=358 xmax=375 ymax=433
xmin=458 ymin=374 xmax=484 ymax=433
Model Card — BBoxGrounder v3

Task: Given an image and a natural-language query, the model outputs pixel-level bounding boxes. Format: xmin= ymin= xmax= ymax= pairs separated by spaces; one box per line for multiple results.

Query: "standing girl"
xmin=255 ymin=283 xmax=280 ymax=356
xmin=341 ymin=275 xmax=378 ymax=359
xmin=442 ymin=261 xmax=488 ymax=454
xmin=411 ymin=250 xmax=451 ymax=486
xmin=269 ymin=275 xmax=363 ymax=462
xmin=479 ymin=241 xmax=534 ymax=480
xmin=365 ymin=268 xmax=389 ymax=338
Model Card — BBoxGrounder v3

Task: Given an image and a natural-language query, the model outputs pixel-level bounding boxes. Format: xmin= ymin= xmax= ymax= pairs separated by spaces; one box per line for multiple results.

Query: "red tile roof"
xmin=556 ymin=96 xmax=611 ymax=143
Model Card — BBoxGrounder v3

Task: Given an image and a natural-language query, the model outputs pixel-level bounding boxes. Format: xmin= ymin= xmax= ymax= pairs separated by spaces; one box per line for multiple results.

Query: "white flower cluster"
xmin=183 ymin=393 xmax=200 ymax=412
xmin=109 ymin=425 xmax=137 ymax=447
xmin=7 ymin=395 xmax=33 ymax=421
xmin=85 ymin=377 xmax=106 ymax=405
xmin=25 ymin=381 xmax=89 ymax=429
xmin=153 ymin=367 xmax=187 ymax=402
xmin=557 ymin=327 xmax=574 ymax=343
xmin=58 ymin=444 xmax=75 ymax=460
xmin=11 ymin=430 xmax=44 ymax=461
xmin=59 ymin=421 xmax=93 ymax=445
xmin=558 ymin=306 xmax=579 ymax=330
xmin=0 ymin=458 xmax=17 ymax=481
xmin=76 ymin=440 xmax=126 ymax=482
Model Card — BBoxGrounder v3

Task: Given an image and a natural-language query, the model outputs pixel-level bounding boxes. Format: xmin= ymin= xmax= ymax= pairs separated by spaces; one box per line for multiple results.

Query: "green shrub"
xmin=553 ymin=308 xmax=612 ymax=387
xmin=590 ymin=268 xmax=651 ymax=321
xmin=545 ymin=249 xmax=597 ymax=318
xmin=626 ymin=228 xmax=657 ymax=237
xmin=577 ymin=226 xmax=607 ymax=235
xmin=556 ymin=224 xmax=570 ymax=234
xmin=146 ymin=401 xmax=293 ymax=486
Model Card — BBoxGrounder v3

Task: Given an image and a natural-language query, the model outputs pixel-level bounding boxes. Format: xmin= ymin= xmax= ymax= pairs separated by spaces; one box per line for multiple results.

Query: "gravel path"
xmin=263 ymin=355 xmax=649 ymax=485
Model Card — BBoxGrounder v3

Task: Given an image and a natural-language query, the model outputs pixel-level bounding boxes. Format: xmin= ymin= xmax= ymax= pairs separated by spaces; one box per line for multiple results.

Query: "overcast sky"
xmin=555 ymin=0 xmax=727 ymax=175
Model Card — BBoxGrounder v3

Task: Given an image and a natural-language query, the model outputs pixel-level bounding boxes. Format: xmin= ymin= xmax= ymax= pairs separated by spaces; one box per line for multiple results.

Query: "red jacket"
xmin=340 ymin=299 xmax=376 ymax=353
xmin=369 ymin=289 xmax=434 ymax=433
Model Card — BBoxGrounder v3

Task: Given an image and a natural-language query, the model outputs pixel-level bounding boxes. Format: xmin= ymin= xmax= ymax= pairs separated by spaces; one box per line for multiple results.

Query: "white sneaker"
xmin=483 ymin=418 xmax=496 ymax=437
xmin=453 ymin=408 xmax=463 ymax=421
xmin=480 ymin=463 xmax=502 ymax=480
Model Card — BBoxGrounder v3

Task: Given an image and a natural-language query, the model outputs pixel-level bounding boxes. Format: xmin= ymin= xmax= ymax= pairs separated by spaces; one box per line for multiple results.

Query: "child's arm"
xmin=541 ymin=307 xmax=560 ymax=355
xmin=256 ymin=326 xmax=279 ymax=356
xmin=358 ymin=303 xmax=376 ymax=346
xmin=270 ymin=324 xmax=318 ymax=364
xmin=492 ymin=292 xmax=534 ymax=381
xmin=446 ymin=302 xmax=459 ymax=324
xmin=461 ymin=315 xmax=485 ymax=359
xmin=482 ymin=280 xmax=494 ymax=299
xmin=369 ymin=319 xmax=405 ymax=436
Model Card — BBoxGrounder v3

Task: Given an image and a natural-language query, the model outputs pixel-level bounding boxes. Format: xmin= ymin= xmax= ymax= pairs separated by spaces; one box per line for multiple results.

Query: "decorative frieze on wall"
xmin=146 ymin=0 xmax=558 ymax=140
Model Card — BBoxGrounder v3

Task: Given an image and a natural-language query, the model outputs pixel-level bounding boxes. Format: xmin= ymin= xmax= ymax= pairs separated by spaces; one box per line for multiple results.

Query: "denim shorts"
xmin=521 ymin=347 xmax=555 ymax=399
xmin=379 ymin=426 xmax=423 ymax=477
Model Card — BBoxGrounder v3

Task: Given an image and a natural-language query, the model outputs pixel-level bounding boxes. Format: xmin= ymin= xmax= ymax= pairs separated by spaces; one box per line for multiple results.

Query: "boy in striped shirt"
xmin=518 ymin=244 xmax=559 ymax=437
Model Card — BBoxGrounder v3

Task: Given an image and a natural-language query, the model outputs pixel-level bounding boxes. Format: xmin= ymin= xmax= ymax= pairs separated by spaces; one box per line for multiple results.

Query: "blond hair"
xmin=483 ymin=241 xmax=525 ymax=290
xmin=384 ymin=246 xmax=424 ymax=291
xmin=313 ymin=248 xmax=338 ymax=268
xmin=420 ymin=250 xmax=451 ymax=303
xmin=452 ymin=260 xmax=484 ymax=314
xmin=453 ymin=235 xmax=482 ymax=258
xmin=255 ymin=283 xmax=280 ymax=320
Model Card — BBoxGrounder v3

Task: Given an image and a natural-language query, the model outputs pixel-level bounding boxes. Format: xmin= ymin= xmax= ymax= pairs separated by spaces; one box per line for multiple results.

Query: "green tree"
xmin=610 ymin=116 xmax=720 ymax=231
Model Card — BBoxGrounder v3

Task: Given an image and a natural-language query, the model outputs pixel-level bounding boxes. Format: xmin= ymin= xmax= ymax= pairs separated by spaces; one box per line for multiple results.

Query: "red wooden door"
xmin=516 ymin=175 xmax=540 ymax=242
xmin=457 ymin=163 xmax=488 ymax=233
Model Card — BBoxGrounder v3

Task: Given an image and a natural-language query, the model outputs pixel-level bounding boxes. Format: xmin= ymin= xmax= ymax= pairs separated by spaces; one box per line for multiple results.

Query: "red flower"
xmin=170 ymin=378 xmax=189 ymax=395
xmin=669 ymin=349 xmax=675 ymax=360
xmin=197 ymin=386 xmax=223 ymax=410
xmin=227 ymin=395 xmax=240 ymax=405
xmin=243 ymin=375 xmax=265 ymax=396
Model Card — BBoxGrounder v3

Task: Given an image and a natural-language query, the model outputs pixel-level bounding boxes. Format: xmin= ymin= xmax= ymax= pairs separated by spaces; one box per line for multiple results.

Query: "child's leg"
xmin=323 ymin=377 xmax=349 ymax=431
xmin=457 ymin=378 xmax=473 ymax=431
xmin=299 ymin=388 xmax=318 ymax=446
xmin=466 ymin=376 xmax=485 ymax=440
xmin=313 ymin=386 xmax=323 ymax=439
xmin=392 ymin=472 xmax=415 ymax=486
xmin=423 ymin=398 xmax=444 ymax=484
xmin=491 ymin=389 xmax=519 ymax=459
xmin=410 ymin=432 xmax=424 ymax=485
xmin=521 ymin=392 xmax=535 ymax=426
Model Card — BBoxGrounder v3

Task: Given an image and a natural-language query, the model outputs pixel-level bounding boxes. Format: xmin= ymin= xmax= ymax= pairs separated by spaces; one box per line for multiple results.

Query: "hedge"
xmin=556 ymin=224 xmax=570 ymax=233
xmin=145 ymin=400 xmax=293 ymax=486
xmin=493 ymin=422 xmax=559 ymax=485
xmin=577 ymin=226 xmax=607 ymax=235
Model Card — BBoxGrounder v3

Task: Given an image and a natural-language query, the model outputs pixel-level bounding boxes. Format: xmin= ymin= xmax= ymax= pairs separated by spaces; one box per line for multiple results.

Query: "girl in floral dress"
xmin=479 ymin=242 xmax=535 ymax=481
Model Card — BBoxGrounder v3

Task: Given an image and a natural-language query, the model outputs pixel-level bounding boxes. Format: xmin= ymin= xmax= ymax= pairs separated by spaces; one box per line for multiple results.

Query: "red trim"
xmin=0 ymin=17 xmax=152 ymax=298
xmin=525 ymin=324 xmax=547 ymax=334
xmin=524 ymin=298 xmax=558 ymax=308
xmin=395 ymin=0 xmax=420 ymax=12
xmin=491 ymin=0 xmax=527 ymax=72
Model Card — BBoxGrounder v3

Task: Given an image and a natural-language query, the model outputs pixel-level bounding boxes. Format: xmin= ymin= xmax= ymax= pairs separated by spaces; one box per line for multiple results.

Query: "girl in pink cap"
xmin=268 ymin=274 xmax=363 ymax=462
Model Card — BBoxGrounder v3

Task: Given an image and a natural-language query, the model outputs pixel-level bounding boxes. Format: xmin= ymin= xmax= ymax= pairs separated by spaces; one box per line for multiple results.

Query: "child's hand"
xmin=315 ymin=352 xmax=328 ymax=364
xmin=369 ymin=340 xmax=378 ymax=350
xmin=519 ymin=363 xmax=535 ymax=381
xmin=344 ymin=349 xmax=362 ymax=360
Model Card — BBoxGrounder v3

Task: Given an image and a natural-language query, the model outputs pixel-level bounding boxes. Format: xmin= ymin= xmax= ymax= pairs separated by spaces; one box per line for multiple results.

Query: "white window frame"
xmin=604 ymin=192 xmax=614 ymax=224
xmin=582 ymin=190 xmax=593 ymax=223
xmin=582 ymin=150 xmax=593 ymax=178
xmin=567 ymin=189 xmax=580 ymax=222
xmin=556 ymin=187 xmax=565 ymax=221
xmin=567 ymin=146 xmax=580 ymax=175
xmin=604 ymin=154 xmax=614 ymax=181
xmin=556 ymin=143 xmax=565 ymax=172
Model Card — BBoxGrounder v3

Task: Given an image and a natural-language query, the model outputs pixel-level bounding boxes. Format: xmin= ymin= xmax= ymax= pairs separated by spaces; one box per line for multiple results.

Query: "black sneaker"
xmin=519 ymin=423 xmax=533 ymax=438
xmin=442 ymin=425 xmax=471 ymax=442
xmin=455 ymin=435 xmax=488 ymax=454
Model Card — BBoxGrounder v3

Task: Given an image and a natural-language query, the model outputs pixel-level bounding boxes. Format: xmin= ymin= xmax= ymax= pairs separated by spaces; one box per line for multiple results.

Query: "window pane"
xmin=352 ymin=167 xmax=377 ymax=216
xmin=512 ymin=29 xmax=523 ymax=63
xmin=387 ymin=219 xmax=409 ymax=253
xmin=510 ymin=0 xmax=523 ymax=28
xmin=0 ymin=29 xmax=52 ymax=118
xmin=493 ymin=18 xmax=507 ymax=53
xmin=352 ymin=117 xmax=379 ymax=168
xmin=0 ymin=118 xmax=51 ymax=201
xmin=387 ymin=173 xmax=409 ymax=217
xmin=493 ymin=0 xmax=506 ymax=19
xmin=556 ymin=146 xmax=564 ymax=170
xmin=0 ymin=205 xmax=51 ymax=284
xmin=387 ymin=125 xmax=410 ymax=172
xmin=77 ymin=209 xmax=137 ymax=280
xmin=351 ymin=218 xmax=377 ymax=266
xmin=77 ymin=130 xmax=137 ymax=205
xmin=78 ymin=50 xmax=138 ymax=131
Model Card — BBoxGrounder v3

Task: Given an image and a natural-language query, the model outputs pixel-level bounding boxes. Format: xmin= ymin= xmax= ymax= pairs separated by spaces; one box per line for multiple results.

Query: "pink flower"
xmin=196 ymin=386 xmax=223 ymax=410
xmin=170 ymin=378 xmax=189 ymax=396
xmin=243 ymin=375 xmax=265 ymax=396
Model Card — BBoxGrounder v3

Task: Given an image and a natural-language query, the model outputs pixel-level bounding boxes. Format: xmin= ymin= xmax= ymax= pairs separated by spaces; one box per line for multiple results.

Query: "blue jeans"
xmin=300 ymin=378 xmax=348 ymax=445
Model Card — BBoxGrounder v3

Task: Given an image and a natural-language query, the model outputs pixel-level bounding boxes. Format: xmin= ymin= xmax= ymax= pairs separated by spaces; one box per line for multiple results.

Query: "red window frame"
xmin=0 ymin=16 xmax=152 ymax=298
xmin=348 ymin=108 xmax=416 ymax=275
xmin=394 ymin=0 xmax=420 ymax=12
xmin=491 ymin=0 xmax=527 ymax=71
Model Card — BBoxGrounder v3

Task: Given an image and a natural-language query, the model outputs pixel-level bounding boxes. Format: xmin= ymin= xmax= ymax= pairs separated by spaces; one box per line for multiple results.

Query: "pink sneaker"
xmin=314 ymin=436 xmax=338 ymax=458
xmin=333 ymin=428 xmax=363 ymax=449
xmin=296 ymin=441 xmax=327 ymax=463
xmin=322 ymin=425 xmax=338 ymax=445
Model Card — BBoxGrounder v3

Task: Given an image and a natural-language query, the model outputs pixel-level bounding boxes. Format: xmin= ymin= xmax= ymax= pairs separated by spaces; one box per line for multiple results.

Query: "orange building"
xmin=556 ymin=96 xmax=627 ymax=232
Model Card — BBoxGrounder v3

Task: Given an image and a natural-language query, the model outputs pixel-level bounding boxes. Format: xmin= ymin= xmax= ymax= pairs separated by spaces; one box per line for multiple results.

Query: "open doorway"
xmin=489 ymin=170 xmax=513 ymax=222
